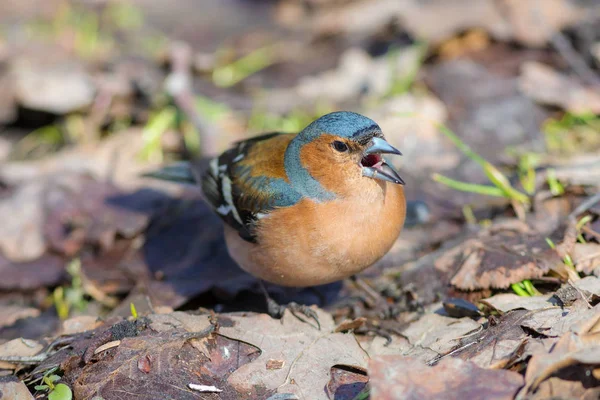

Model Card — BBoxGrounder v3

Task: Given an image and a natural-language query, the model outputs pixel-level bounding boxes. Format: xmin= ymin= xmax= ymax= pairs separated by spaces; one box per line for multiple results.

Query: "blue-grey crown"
xmin=298 ymin=111 xmax=382 ymax=142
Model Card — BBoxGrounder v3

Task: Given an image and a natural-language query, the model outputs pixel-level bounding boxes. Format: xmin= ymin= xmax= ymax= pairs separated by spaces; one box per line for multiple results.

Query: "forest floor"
xmin=1 ymin=1 xmax=600 ymax=399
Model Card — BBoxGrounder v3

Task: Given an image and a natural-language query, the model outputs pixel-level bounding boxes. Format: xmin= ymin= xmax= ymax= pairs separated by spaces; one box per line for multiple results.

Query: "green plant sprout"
xmin=545 ymin=237 xmax=580 ymax=281
xmin=544 ymin=112 xmax=600 ymax=155
xmin=34 ymin=367 xmax=73 ymax=400
xmin=461 ymin=205 xmax=477 ymax=225
xmin=384 ymin=42 xmax=428 ymax=97
xmin=546 ymin=169 xmax=565 ymax=196
xmin=248 ymin=103 xmax=333 ymax=134
xmin=432 ymin=124 xmax=530 ymax=205
xmin=351 ymin=386 xmax=370 ymax=400
xmin=140 ymin=106 xmax=177 ymax=163
xmin=130 ymin=302 xmax=138 ymax=319
xmin=576 ymin=215 xmax=593 ymax=243
xmin=140 ymin=96 xmax=233 ymax=162
xmin=26 ymin=0 xmax=148 ymax=60
xmin=511 ymin=280 xmax=539 ymax=297
xmin=516 ymin=152 xmax=542 ymax=195
xmin=10 ymin=125 xmax=64 ymax=160
xmin=53 ymin=259 xmax=88 ymax=320
xmin=212 ymin=45 xmax=277 ymax=88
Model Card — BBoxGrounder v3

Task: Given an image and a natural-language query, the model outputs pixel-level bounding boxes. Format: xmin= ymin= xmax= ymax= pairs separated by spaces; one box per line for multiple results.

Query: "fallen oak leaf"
xmin=518 ymin=332 xmax=600 ymax=398
xmin=0 ymin=375 xmax=35 ymax=400
xmin=435 ymin=224 xmax=564 ymax=291
xmin=480 ymin=293 xmax=558 ymax=313
xmin=443 ymin=309 xmax=532 ymax=369
xmin=369 ymin=355 xmax=523 ymax=400
xmin=401 ymin=313 xmax=481 ymax=355
xmin=218 ymin=308 xmax=369 ymax=399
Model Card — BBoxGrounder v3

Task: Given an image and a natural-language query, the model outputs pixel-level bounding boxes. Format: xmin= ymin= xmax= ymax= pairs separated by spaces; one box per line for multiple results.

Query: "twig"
xmin=165 ymin=41 xmax=219 ymax=157
xmin=530 ymin=0 xmax=600 ymax=88
xmin=549 ymin=32 xmax=600 ymax=88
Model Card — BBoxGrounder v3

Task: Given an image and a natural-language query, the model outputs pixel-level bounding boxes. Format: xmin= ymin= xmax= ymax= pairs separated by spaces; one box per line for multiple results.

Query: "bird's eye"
xmin=332 ymin=140 xmax=349 ymax=152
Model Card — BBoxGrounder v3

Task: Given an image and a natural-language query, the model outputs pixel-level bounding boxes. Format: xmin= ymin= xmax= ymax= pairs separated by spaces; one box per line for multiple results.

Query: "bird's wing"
xmin=201 ymin=132 xmax=301 ymax=242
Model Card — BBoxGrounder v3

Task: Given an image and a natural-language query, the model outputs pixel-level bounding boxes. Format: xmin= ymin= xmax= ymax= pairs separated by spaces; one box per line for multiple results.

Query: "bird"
xmin=149 ymin=111 xmax=406 ymax=325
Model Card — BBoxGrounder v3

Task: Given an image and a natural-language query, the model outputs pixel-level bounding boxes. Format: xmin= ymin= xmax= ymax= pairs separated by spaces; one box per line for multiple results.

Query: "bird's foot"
xmin=266 ymin=297 xmax=321 ymax=330
xmin=260 ymin=281 xmax=321 ymax=329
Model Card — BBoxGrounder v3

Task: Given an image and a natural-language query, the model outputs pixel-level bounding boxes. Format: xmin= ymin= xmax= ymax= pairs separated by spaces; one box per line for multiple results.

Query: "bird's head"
xmin=286 ymin=111 xmax=404 ymax=199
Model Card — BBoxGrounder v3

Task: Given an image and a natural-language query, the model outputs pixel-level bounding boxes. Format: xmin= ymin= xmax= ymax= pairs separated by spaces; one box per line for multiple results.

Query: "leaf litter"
xmin=1 ymin=0 xmax=600 ymax=399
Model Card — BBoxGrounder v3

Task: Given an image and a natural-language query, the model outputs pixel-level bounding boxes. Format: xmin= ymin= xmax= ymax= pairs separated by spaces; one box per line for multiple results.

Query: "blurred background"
xmin=0 ymin=0 xmax=600 ymax=332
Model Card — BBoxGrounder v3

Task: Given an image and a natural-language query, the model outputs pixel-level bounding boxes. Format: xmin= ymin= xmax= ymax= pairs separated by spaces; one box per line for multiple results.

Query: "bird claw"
xmin=266 ymin=297 xmax=321 ymax=330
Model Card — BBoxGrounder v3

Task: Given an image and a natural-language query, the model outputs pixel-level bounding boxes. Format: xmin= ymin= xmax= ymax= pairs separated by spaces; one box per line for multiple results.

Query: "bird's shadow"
xmin=105 ymin=187 xmax=342 ymax=312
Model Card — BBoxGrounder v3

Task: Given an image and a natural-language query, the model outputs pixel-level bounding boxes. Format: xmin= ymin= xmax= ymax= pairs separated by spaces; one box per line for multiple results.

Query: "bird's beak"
xmin=361 ymin=137 xmax=405 ymax=185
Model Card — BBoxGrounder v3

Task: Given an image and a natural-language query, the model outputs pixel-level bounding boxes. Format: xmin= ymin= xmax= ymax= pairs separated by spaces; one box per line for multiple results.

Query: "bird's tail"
xmin=141 ymin=161 xmax=197 ymax=184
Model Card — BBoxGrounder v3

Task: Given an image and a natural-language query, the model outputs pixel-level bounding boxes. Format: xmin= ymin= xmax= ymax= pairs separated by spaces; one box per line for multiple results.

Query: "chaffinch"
xmin=150 ymin=111 xmax=406 ymax=322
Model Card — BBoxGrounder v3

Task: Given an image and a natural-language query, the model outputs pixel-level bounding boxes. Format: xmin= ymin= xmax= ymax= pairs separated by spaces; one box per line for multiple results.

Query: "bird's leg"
xmin=259 ymin=281 xmax=321 ymax=330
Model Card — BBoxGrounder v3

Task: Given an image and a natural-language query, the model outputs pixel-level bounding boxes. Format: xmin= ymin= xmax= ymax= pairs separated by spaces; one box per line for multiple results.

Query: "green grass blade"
xmin=433 ymin=174 xmax=507 ymax=197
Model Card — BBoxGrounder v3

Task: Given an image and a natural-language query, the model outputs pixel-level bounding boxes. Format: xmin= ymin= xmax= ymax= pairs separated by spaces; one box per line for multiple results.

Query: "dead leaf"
xmin=573 ymin=243 xmax=600 ymax=275
xmin=40 ymin=313 xmax=258 ymax=399
xmin=480 ymin=294 xmax=558 ymax=313
xmin=0 ymin=306 xmax=40 ymax=329
xmin=436 ymin=225 xmax=563 ymax=290
xmin=293 ymin=47 xmax=422 ymax=102
xmin=451 ymin=310 xmax=531 ymax=368
xmin=359 ymin=335 xmax=438 ymax=364
xmin=0 ymin=338 xmax=43 ymax=370
xmin=11 ymin=57 xmax=95 ymax=114
xmin=545 ymin=302 xmax=600 ymax=338
xmin=369 ymin=356 xmax=523 ymax=400
xmin=574 ymin=276 xmax=600 ymax=298
xmin=61 ymin=316 xmax=101 ymax=335
xmin=401 ymin=313 xmax=481 ymax=354
xmin=427 ymin=56 xmax=552 ymax=163
xmin=519 ymin=61 xmax=600 ymax=114
xmin=549 ymin=154 xmax=600 ymax=187
xmin=218 ymin=309 xmax=369 ymax=399
xmin=325 ymin=365 xmax=368 ymax=400
xmin=0 ymin=376 xmax=35 ymax=400
xmin=519 ymin=332 xmax=600 ymax=397
xmin=0 ymin=253 xmax=65 ymax=290
xmin=311 ymin=0 xmax=584 ymax=46
xmin=0 ymin=180 xmax=47 ymax=262
xmin=0 ymin=71 xmax=17 ymax=124
xmin=44 ymin=175 xmax=149 ymax=256
xmin=334 ymin=318 xmax=367 ymax=333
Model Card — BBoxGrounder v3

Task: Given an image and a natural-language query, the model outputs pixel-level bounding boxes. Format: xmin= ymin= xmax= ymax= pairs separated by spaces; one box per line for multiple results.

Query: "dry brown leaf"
xmin=0 ymin=338 xmax=43 ymax=370
xmin=60 ymin=316 xmax=101 ymax=335
xmin=573 ymin=243 xmax=600 ymax=275
xmin=401 ymin=313 xmax=481 ymax=354
xmin=359 ymin=335 xmax=438 ymax=365
xmin=480 ymin=294 xmax=557 ymax=313
xmin=519 ymin=61 xmax=600 ymax=114
xmin=0 ymin=253 xmax=64 ymax=290
xmin=325 ymin=365 xmax=368 ymax=400
xmin=0 ymin=376 xmax=35 ymax=400
xmin=451 ymin=310 xmax=532 ymax=368
xmin=44 ymin=175 xmax=149 ymax=256
xmin=42 ymin=313 xmax=262 ymax=399
xmin=436 ymin=226 xmax=563 ymax=291
xmin=0 ymin=306 xmax=40 ymax=329
xmin=369 ymin=356 xmax=523 ymax=400
xmin=519 ymin=332 xmax=600 ymax=398
xmin=575 ymin=276 xmax=600 ymax=298
xmin=311 ymin=0 xmax=584 ymax=46
xmin=218 ymin=309 xmax=369 ymax=399
xmin=0 ymin=180 xmax=47 ymax=262
xmin=11 ymin=58 xmax=94 ymax=114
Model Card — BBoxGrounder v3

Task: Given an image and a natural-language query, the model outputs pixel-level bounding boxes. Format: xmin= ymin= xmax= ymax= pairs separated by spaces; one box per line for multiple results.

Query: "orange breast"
xmin=224 ymin=179 xmax=406 ymax=287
